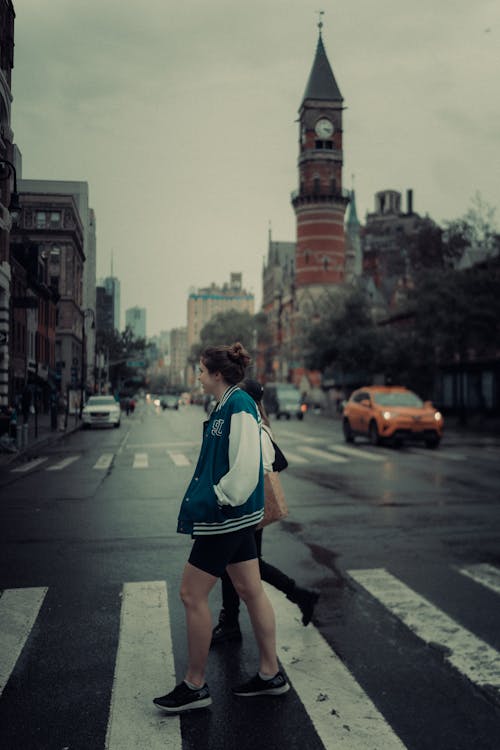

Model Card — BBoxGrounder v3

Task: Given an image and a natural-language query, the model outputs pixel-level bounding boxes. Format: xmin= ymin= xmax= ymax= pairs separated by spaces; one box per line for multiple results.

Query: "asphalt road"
xmin=1 ymin=400 xmax=500 ymax=750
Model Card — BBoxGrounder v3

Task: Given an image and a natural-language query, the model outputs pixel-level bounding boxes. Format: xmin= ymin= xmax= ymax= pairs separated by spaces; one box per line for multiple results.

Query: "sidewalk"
xmin=0 ymin=410 xmax=82 ymax=468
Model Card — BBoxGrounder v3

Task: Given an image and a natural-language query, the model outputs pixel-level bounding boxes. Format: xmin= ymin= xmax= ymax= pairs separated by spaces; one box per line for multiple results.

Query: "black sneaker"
xmin=153 ymin=681 xmax=212 ymax=713
xmin=232 ymin=671 xmax=289 ymax=697
xmin=211 ymin=620 xmax=242 ymax=645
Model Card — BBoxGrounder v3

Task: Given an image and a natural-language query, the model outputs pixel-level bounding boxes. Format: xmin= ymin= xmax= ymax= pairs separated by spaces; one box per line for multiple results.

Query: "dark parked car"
xmin=263 ymin=383 xmax=307 ymax=420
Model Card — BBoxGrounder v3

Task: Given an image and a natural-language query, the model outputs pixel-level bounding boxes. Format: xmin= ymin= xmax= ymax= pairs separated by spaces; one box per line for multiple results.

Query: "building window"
xmin=313 ymin=177 xmax=320 ymax=194
xmin=315 ymin=140 xmax=333 ymax=150
xmin=35 ymin=211 xmax=47 ymax=228
xmin=50 ymin=212 xmax=61 ymax=226
xmin=323 ymin=257 xmax=329 ymax=271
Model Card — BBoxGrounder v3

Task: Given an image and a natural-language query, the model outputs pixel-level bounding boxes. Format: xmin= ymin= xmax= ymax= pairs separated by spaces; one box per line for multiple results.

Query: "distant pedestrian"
xmin=21 ymin=386 xmax=32 ymax=423
xmin=211 ymin=378 xmax=319 ymax=646
xmin=57 ymin=392 xmax=67 ymax=432
xmin=153 ymin=342 xmax=289 ymax=715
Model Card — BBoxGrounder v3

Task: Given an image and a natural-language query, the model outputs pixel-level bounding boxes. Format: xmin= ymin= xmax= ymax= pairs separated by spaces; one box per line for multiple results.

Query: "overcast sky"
xmin=11 ymin=0 xmax=500 ymax=336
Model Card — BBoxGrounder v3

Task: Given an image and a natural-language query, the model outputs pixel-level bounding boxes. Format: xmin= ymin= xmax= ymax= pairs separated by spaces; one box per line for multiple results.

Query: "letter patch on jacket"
xmin=211 ymin=418 xmax=224 ymax=437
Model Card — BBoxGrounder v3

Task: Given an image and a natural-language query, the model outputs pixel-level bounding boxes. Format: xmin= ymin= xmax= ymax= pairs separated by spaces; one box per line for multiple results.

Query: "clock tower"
xmin=292 ymin=23 xmax=349 ymax=302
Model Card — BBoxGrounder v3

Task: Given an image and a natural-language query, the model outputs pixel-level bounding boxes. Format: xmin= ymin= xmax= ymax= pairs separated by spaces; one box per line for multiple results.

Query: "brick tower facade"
xmin=292 ymin=25 xmax=349 ymax=310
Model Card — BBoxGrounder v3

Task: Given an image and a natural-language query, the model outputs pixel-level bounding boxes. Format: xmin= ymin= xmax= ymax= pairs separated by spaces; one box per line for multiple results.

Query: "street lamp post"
xmin=80 ymin=308 xmax=95 ymax=416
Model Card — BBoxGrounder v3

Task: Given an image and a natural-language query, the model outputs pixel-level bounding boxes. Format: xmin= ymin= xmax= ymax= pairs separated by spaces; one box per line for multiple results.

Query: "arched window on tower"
xmin=330 ymin=178 xmax=337 ymax=195
xmin=305 ymin=250 xmax=310 ymax=265
xmin=313 ymin=176 xmax=320 ymax=195
xmin=323 ymin=257 xmax=329 ymax=271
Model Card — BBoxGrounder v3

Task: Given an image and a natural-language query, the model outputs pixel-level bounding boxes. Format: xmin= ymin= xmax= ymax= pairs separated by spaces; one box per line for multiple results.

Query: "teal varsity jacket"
xmin=177 ymin=385 xmax=265 ymax=536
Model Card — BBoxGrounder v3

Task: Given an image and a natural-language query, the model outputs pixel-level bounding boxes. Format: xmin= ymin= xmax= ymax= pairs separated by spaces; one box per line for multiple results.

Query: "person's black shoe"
xmin=153 ymin=681 xmax=212 ymax=713
xmin=288 ymin=587 xmax=320 ymax=626
xmin=232 ymin=671 xmax=289 ymax=697
xmin=210 ymin=620 xmax=242 ymax=645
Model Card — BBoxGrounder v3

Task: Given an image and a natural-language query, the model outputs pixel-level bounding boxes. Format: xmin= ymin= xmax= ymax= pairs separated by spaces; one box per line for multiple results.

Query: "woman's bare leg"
xmin=227 ymin=558 xmax=279 ymax=676
xmin=180 ymin=562 xmax=218 ymax=686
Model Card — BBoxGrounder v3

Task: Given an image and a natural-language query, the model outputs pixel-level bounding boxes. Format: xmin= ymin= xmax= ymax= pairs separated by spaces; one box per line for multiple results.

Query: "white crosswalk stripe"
xmin=93 ymin=453 xmax=114 ymax=470
xmin=458 ymin=563 xmax=500 ymax=596
xmin=348 ymin=568 xmax=500 ymax=693
xmin=167 ymin=450 xmax=190 ymax=467
xmin=266 ymin=584 xmax=408 ymax=749
xmin=132 ymin=453 xmax=149 ymax=469
xmin=301 ymin=445 xmax=348 ymax=463
xmin=105 ymin=582 xmax=181 ymax=750
xmin=280 ymin=450 xmax=310 ymax=464
xmin=0 ymin=587 xmax=48 ymax=696
xmin=46 ymin=455 xmax=81 ymax=471
xmin=328 ymin=443 xmax=386 ymax=461
xmin=11 ymin=457 xmax=48 ymax=473
xmin=408 ymin=447 xmax=467 ymax=461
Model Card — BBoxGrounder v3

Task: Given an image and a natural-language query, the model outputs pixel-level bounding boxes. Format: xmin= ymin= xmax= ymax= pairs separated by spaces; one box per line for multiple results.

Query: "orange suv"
xmin=342 ymin=386 xmax=444 ymax=448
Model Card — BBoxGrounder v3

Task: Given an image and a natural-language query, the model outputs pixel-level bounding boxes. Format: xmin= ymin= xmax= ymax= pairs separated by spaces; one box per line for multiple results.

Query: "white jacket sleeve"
xmin=214 ymin=411 xmax=261 ymax=507
xmin=261 ymin=426 xmax=275 ymax=473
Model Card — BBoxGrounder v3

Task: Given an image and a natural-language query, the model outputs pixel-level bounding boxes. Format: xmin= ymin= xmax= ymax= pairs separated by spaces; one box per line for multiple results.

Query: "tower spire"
xmin=316 ymin=9 xmax=324 ymax=36
xmin=301 ymin=18 xmax=343 ymax=105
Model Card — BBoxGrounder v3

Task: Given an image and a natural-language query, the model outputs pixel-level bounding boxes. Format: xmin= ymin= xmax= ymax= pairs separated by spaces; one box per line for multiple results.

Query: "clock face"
xmin=315 ymin=118 xmax=334 ymax=138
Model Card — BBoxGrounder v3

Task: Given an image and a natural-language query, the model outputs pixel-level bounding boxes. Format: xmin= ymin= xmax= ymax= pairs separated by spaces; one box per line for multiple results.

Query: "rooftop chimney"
xmin=407 ymin=189 xmax=413 ymax=215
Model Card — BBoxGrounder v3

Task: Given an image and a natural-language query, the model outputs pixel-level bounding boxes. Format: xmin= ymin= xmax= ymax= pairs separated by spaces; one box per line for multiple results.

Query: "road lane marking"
xmin=133 ymin=453 xmax=149 ymax=469
xmin=265 ymin=584 xmax=407 ymax=749
xmin=348 ymin=568 xmax=500 ymax=692
xmin=93 ymin=453 xmax=114 ymax=470
xmin=11 ymin=457 xmax=48 ymax=473
xmin=301 ymin=446 xmax=348 ymax=463
xmin=117 ymin=428 xmax=132 ymax=455
xmin=0 ymin=587 xmax=48 ymax=697
xmin=105 ymin=581 xmax=181 ymax=750
xmin=329 ymin=444 xmax=385 ymax=462
xmin=167 ymin=451 xmax=190 ymax=467
xmin=458 ymin=564 xmax=500 ymax=596
xmin=46 ymin=455 xmax=81 ymax=471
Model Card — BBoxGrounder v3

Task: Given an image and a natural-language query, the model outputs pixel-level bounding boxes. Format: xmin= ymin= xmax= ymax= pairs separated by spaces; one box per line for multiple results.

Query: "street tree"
xmin=189 ymin=310 xmax=271 ymax=365
xmin=95 ymin=326 xmax=147 ymax=393
xmin=300 ymin=284 xmax=381 ymax=377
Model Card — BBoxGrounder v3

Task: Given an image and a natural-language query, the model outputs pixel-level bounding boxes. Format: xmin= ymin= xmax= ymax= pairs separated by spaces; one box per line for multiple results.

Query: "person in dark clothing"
xmin=211 ymin=378 xmax=319 ymax=645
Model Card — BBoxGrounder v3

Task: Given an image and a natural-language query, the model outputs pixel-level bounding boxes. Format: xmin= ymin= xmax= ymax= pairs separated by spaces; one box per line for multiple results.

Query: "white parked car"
xmin=82 ymin=396 xmax=121 ymax=429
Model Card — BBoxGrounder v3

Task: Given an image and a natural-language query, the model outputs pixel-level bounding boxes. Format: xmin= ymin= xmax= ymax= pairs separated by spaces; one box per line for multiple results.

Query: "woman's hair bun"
xmin=229 ymin=342 xmax=251 ymax=367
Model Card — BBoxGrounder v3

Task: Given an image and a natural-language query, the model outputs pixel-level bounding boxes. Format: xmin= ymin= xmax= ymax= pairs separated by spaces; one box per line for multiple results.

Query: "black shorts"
xmin=188 ymin=527 xmax=258 ymax=578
